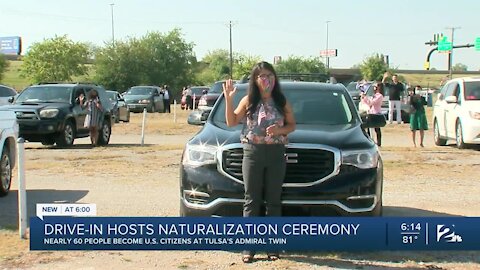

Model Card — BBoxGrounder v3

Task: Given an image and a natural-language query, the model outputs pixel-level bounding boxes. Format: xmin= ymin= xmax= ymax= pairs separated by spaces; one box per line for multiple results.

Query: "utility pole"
xmin=110 ymin=3 xmax=115 ymax=46
xmin=446 ymin=26 xmax=460 ymax=79
xmin=229 ymin=21 xmax=233 ymax=78
xmin=325 ymin=20 xmax=331 ymax=69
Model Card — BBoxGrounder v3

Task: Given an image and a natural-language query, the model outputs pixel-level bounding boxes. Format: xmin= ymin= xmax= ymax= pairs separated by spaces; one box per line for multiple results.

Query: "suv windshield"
xmin=126 ymin=87 xmax=155 ymax=95
xmin=465 ymin=81 xmax=480 ymax=100
xmin=15 ymin=86 xmax=73 ymax=103
xmin=213 ymin=86 xmax=355 ymax=127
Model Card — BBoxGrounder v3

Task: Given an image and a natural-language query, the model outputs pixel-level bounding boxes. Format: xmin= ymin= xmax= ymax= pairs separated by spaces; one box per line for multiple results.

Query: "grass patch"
xmin=2 ymin=60 xmax=30 ymax=91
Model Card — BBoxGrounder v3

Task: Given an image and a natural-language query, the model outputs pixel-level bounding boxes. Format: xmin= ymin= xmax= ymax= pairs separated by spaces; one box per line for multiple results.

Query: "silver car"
xmin=0 ymin=85 xmax=17 ymax=106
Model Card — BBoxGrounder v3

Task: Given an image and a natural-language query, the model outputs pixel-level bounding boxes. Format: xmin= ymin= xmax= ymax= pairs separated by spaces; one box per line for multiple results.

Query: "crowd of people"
xmin=359 ymin=72 xmax=429 ymax=148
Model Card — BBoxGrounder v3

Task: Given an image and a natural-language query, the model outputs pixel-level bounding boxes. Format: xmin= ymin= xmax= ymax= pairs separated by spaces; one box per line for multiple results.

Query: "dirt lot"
xmin=1 ymin=107 xmax=479 ymax=270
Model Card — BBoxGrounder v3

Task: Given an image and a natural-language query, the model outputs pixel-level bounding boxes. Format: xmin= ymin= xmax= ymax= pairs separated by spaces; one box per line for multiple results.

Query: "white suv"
xmin=0 ymin=110 xmax=18 ymax=196
xmin=433 ymin=77 xmax=480 ymax=149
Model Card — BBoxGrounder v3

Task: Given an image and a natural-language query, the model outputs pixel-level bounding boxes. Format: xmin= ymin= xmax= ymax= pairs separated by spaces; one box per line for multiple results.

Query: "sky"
xmin=2 ymin=0 xmax=479 ymax=71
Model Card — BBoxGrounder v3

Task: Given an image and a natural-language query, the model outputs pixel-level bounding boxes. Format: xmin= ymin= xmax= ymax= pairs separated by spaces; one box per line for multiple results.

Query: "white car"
xmin=433 ymin=77 xmax=480 ymax=148
xmin=0 ymin=110 xmax=18 ymax=196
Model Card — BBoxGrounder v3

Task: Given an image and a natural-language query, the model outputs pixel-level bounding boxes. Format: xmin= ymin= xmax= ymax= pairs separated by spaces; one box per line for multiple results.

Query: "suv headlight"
xmin=182 ymin=144 xmax=217 ymax=167
xmin=342 ymin=148 xmax=379 ymax=169
xmin=469 ymin=111 xmax=480 ymax=120
xmin=39 ymin=109 xmax=59 ymax=118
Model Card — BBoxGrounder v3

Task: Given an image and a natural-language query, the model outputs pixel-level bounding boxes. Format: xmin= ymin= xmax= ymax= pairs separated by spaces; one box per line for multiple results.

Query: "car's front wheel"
xmin=0 ymin=147 xmax=12 ymax=197
xmin=56 ymin=121 xmax=75 ymax=147
xmin=456 ymin=120 xmax=466 ymax=149
xmin=97 ymin=120 xmax=111 ymax=145
xmin=434 ymin=119 xmax=447 ymax=146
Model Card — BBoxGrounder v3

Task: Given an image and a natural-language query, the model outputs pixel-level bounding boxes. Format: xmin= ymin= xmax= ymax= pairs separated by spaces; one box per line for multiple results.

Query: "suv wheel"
xmin=456 ymin=121 xmax=466 ymax=149
xmin=434 ymin=119 xmax=447 ymax=146
xmin=0 ymin=147 xmax=12 ymax=197
xmin=150 ymin=104 xmax=156 ymax=113
xmin=56 ymin=121 xmax=75 ymax=147
xmin=97 ymin=120 xmax=111 ymax=145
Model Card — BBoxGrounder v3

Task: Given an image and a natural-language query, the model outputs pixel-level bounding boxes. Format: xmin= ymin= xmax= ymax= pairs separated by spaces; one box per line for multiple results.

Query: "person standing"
xmin=382 ymin=72 xmax=405 ymax=124
xmin=79 ymin=89 xmax=103 ymax=146
xmin=184 ymin=86 xmax=192 ymax=110
xmin=223 ymin=61 xmax=296 ymax=263
xmin=409 ymin=85 xmax=428 ymax=147
xmin=163 ymin=84 xmax=171 ymax=113
xmin=360 ymin=83 xmax=385 ymax=146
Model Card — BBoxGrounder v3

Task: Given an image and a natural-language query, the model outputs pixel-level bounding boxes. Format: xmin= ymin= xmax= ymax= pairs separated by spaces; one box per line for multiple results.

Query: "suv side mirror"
xmin=8 ymin=96 xmax=14 ymax=103
xmin=445 ymin=96 xmax=457 ymax=103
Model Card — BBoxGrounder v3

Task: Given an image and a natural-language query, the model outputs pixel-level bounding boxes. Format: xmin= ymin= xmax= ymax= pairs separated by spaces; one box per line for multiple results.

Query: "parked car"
xmin=181 ymin=86 xmax=209 ymax=110
xmin=0 ymin=110 xmax=18 ymax=196
xmin=123 ymin=86 xmax=164 ymax=113
xmin=345 ymin=81 xmax=362 ymax=108
xmin=187 ymin=108 xmax=211 ymax=125
xmin=198 ymin=80 xmax=238 ymax=110
xmin=433 ymin=77 xmax=480 ymax=149
xmin=0 ymin=85 xmax=17 ymax=106
xmin=106 ymin=90 xmax=130 ymax=123
xmin=1 ymin=83 xmax=114 ymax=147
xmin=180 ymin=81 xmax=383 ymax=217
xmin=355 ymin=81 xmax=411 ymax=123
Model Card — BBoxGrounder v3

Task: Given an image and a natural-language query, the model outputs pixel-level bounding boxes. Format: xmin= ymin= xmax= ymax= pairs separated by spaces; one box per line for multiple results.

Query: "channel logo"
xmin=436 ymin=224 xmax=463 ymax=243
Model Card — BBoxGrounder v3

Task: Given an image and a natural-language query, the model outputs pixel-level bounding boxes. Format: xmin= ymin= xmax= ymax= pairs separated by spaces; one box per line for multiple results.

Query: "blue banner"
xmin=30 ymin=217 xmax=480 ymax=251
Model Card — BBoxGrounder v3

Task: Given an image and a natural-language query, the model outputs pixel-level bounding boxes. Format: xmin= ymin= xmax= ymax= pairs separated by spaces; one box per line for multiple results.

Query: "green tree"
xmin=95 ymin=29 xmax=195 ymax=94
xmin=233 ymin=54 xmax=262 ymax=80
xmin=196 ymin=49 xmax=231 ymax=84
xmin=0 ymin=54 xmax=8 ymax=82
xmin=274 ymin=56 xmax=327 ymax=81
xmin=20 ymin=35 xmax=90 ymax=83
xmin=275 ymin=56 xmax=326 ymax=74
xmin=359 ymin=53 xmax=389 ymax=81
xmin=452 ymin=63 xmax=468 ymax=71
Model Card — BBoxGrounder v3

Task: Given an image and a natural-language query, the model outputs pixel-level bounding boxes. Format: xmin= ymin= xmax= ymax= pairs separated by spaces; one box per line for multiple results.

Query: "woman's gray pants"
xmin=242 ymin=143 xmax=286 ymax=217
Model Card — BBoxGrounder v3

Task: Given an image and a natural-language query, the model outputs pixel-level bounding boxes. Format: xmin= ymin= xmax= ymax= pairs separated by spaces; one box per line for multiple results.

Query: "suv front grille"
xmin=15 ymin=111 xmax=39 ymax=120
xmin=221 ymin=147 xmax=336 ymax=186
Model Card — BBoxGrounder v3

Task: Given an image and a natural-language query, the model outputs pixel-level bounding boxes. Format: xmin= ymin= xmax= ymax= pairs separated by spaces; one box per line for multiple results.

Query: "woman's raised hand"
xmin=222 ymin=79 xmax=237 ymax=100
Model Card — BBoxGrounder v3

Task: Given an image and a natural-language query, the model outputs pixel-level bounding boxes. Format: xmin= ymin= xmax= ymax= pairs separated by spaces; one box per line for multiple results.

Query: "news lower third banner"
xmin=30 ymin=217 xmax=480 ymax=251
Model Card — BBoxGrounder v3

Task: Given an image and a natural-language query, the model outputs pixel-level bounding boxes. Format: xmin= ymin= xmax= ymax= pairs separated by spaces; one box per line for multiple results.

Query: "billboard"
xmin=0 ymin=36 xmax=22 ymax=55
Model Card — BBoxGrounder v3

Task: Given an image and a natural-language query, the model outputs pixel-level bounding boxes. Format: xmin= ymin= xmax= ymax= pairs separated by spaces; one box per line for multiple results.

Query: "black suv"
xmin=3 ymin=83 xmax=114 ymax=147
xmin=180 ymin=82 xmax=383 ymax=217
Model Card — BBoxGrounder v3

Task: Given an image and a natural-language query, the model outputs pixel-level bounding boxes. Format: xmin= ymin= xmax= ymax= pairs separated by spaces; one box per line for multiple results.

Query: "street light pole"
xmin=325 ymin=20 xmax=331 ymax=69
xmin=446 ymin=26 xmax=460 ymax=79
xmin=229 ymin=21 xmax=233 ymax=78
xmin=110 ymin=3 xmax=115 ymax=46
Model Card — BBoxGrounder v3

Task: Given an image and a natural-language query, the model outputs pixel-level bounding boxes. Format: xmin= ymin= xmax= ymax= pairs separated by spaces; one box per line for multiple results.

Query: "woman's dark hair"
xmin=410 ymin=87 xmax=416 ymax=95
xmin=88 ymin=89 xmax=99 ymax=99
xmin=375 ymin=83 xmax=385 ymax=96
xmin=246 ymin=61 xmax=286 ymax=119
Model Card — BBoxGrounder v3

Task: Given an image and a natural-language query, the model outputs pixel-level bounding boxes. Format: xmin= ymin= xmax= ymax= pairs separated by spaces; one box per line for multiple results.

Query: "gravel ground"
xmin=0 ymin=114 xmax=479 ymax=269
